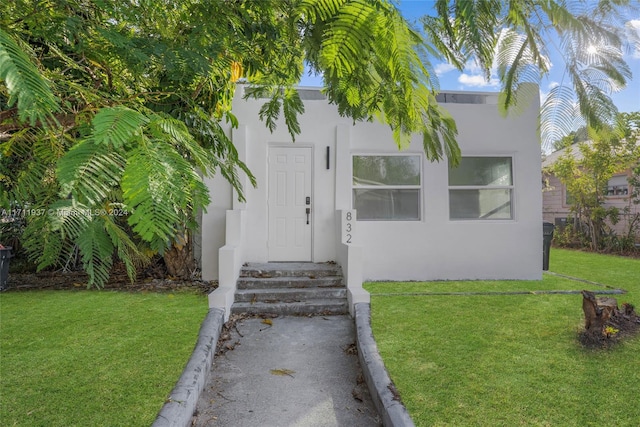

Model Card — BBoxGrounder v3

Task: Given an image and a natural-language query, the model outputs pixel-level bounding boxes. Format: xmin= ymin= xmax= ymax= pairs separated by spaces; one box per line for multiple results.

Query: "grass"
xmin=0 ymin=290 xmax=208 ymax=426
xmin=365 ymin=248 xmax=640 ymax=427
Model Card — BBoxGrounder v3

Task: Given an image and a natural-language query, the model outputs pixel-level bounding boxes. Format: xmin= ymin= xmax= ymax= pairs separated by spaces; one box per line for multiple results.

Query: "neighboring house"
xmin=200 ymin=84 xmax=542 ymax=315
xmin=542 ymin=144 xmax=639 ymax=237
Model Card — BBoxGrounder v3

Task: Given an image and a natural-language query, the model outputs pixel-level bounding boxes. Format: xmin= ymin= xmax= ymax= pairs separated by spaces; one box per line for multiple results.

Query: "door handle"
xmin=306 ymin=207 xmax=310 ymax=224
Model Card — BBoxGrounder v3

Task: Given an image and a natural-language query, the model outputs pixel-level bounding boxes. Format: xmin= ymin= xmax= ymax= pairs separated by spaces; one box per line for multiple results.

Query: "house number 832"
xmin=343 ymin=210 xmax=355 ymax=244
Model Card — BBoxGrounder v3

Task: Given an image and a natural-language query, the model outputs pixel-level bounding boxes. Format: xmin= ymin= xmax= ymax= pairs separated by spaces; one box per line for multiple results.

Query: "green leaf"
xmin=103 ymin=214 xmax=150 ymax=283
xmin=57 ymin=138 xmax=125 ymax=205
xmin=0 ymin=28 xmax=59 ymax=126
xmin=76 ymin=218 xmax=114 ymax=288
xmin=92 ymin=106 xmax=149 ymax=148
xmin=282 ymin=88 xmax=304 ymax=140
xmin=122 ymin=139 xmax=209 ymax=253
xmin=21 ymin=212 xmax=64 ymax=272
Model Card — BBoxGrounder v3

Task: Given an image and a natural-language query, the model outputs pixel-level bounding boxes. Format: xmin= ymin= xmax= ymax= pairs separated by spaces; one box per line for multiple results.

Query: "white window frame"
xmin=352 ymin=153 xmax=423 ymax=221
xmin=448 ymin=156 xmax=515 ymax=221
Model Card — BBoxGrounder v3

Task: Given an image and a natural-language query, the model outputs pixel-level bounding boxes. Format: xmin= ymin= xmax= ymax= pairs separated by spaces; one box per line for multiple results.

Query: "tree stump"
xmin=579 ymin=290 xmax=640 ymax=348
xmin=581 ymin=290 xmax=617 ymax=334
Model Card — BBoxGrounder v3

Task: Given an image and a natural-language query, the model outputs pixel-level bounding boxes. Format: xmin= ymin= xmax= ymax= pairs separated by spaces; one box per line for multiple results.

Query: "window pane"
xmin=607 ymin=175 xmax=628 ymax=196
xmin=353 ymin=156 xmax=420 ymax=186
xmin=354 ymin=189 xmax=420 ymax=220
xmin=449 ymin=157 xmax=512 ymax=186
xmin=565 ymin=189 xmax=575 ymax=205
xmin=449 ymin=189 xmax=512 ymax=219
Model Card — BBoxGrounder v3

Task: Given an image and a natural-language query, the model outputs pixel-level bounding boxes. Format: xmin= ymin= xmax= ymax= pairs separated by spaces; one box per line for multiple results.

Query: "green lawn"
xmin=0 ymin=290 xmax=208 ymax=426
xmin=365 ymin=248 xmax=640 ymax=427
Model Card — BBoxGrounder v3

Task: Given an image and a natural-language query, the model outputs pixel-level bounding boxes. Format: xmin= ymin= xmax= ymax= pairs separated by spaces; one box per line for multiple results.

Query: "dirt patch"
xmin=3 ymin=263 xmax=217 ymax=294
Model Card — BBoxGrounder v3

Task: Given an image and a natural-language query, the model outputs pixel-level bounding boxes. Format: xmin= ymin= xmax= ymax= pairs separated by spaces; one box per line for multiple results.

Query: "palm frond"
xmin=76 ymin=218 xmax=115 ymax=288
xmin=57 ymin=138 xmax=125 ymax=205
xmin=103 ymin=214 xmax=149 ymax=283
xmin=180 ymin=107 xmax=256 ymax=200
xmin=48 ymin=200 xmax=93 ymax=241
xmin=540 ymin=85 xmax=584 ymax=150
xmin=0 ymin=28 xmax=59 ymax=127
xmin=301 ymin=0 xmax=460 ymax=161
xmin=423 ymin=100 xmax=460 ymax=166
xmin=122 ymin=138 xmax=209 ymax=253
xmin=537 ymin=0 xmax=632 ymax=142
xmin=454 ymin=0 xmax=503 ymax=78
xmin=2 ymin=127 xmax=62 ymax=208
xmin=318 ymin=1 xmax=378 ymax=79
xmin=21 ymin=212 xmax=64 ymax=272
xmin=282 ymin=88 xmax=304 ymax=139
xmin=495 ymin=28 xmax=546 ymax=115
xmin=147 ymin=112 xmax=216 ymax=175
xmin=122 ymin=146 xmax=181 ymax=252
xmin=92 ymin=106 xmax=149 ymax=148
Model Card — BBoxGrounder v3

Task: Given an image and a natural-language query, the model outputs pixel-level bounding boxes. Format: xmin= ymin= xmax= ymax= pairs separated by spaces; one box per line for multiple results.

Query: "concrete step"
xmin=240 ymin=262 xmax=341 ymax=278
xmin=231 ymin=299 xmax=348 ymax=316
xmin=234 ymin=287 xmax=347 ymax=303
xmin=237 ymin=276 xmax=344 ymax=290
xmin=232 ymin=262 xmax=347 ymax=316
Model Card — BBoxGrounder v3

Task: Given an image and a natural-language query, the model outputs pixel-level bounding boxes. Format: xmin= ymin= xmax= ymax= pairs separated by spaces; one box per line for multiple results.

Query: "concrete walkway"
xmin=192 ymin=315 xmax=381 ymax=426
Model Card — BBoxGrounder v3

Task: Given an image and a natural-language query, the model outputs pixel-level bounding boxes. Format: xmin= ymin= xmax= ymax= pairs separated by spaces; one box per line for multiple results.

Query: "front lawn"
xmin=365 ymin=248 xmax=640 ymax=426
xmin=0 ymin=290 xmax=207 ymax=426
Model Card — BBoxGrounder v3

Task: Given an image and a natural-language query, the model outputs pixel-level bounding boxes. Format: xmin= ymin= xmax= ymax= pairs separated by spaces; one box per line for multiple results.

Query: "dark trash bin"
xmin=1 ymin=246 xmax=12 ymax=291
xmin=542 ymin=222 xmax=554 ymax=271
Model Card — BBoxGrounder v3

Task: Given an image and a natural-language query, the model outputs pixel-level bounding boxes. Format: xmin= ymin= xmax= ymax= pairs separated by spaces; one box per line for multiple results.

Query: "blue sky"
xmin=299 ymin=1 xmax=640 ymax=113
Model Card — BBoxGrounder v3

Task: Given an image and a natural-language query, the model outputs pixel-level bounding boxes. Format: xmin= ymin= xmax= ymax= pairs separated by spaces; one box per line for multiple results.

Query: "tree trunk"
xmin=163 ymin=232 xmax=195 ymax=279
xmin=586 ymin=217 xmax=599 ymax=251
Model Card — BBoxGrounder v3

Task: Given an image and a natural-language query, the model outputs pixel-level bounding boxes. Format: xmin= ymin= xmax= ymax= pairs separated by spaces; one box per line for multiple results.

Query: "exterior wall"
xmin=201 ymin=172 xmax=233 ymax=280
xmin=349 ymin=93 xmax=542 ymax=280
xmin=202 ymin=85 xmax=542 ymax=281
xmin=543 ymin=171 xmax=639 ymax=237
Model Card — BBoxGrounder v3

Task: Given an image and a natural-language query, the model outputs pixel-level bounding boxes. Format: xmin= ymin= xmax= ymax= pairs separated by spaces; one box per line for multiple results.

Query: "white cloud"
xmin=458 ymin=73 xmax=499 ymax=88
xmin=627 ymin=19 xmax=640 ymax=59
xmin=462 ymin=60 xmax=484 ymax=76
xmin=434 ymin=63 xmax=456 ymax=76
xmin=456 ymin=58 xmax=501 ymax=88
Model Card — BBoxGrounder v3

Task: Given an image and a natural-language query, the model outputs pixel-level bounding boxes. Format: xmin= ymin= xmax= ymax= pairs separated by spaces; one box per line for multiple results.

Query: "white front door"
xmin=268 ymin=146 xmax=313 ymax=261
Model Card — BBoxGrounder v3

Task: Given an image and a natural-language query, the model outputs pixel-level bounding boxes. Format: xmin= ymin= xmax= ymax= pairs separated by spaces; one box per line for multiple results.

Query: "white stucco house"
xmin=201 ymin=85 xmax=542 ymax=315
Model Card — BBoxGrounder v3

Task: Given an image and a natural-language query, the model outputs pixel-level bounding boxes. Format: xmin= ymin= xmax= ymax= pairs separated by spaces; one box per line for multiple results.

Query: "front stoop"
xmin=231 ymin=262 xmax=348 ymax=315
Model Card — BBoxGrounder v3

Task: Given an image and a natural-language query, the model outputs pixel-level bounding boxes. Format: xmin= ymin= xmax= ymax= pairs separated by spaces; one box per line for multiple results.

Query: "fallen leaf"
xmin=387 ymin=383 xmax=401 ymax=401
xmin=270 ymin=368 xmax=295 ymax=378
xmin=261 ymin=318 xmax=273 ymax=326
xmin=343 ymin=342 xmax=358 ymax=356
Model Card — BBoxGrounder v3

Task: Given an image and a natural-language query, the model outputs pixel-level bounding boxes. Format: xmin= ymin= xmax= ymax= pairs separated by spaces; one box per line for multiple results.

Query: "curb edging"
xmin=354 ymin=303 xmax=415 ymax=427
xmin=152 ymin=307 xmax=225 ymax=427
